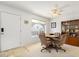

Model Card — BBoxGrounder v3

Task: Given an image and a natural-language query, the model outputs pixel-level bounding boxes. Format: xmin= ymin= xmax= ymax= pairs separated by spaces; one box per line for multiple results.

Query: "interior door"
xmin=0 ymin=12 xmax=21 ymax=51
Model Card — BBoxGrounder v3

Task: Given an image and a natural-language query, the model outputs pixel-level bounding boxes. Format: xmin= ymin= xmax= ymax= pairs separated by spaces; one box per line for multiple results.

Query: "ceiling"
xmin=0 ymin=1 xmax=79 ymax=19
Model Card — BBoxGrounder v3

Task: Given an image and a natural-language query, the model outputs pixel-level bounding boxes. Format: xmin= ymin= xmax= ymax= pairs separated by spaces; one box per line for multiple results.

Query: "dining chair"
xmin=54 ymin=33 xmax=61 ymax=37
xmin=52 ymin=34 xmax=67 ymax=52
xmin=39 ymin=32 xmax=53 ymax=53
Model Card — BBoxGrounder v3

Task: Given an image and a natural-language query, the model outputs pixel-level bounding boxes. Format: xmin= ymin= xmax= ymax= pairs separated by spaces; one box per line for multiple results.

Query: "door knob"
xmin=1 ymin=28 xmax=4 ymax=32
xmin=1 ymin=28 xmax=4 ymax=35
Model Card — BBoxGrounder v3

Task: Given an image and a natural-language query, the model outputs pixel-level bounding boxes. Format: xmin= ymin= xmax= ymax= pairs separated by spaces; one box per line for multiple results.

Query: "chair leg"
xmin=41 ymin=47 xmax=51 ymax=53
xmin=52 ymin=43 xmax=66 ymax=52
xmin=57 ymin=47 xmax=66 ymax=52
xmin=46 ymin=48 xmax=51 ymax=53
xmin=41 ymin=47 xmax=46 ymax=52
xmin=54 ymin=45 xmax=58 ymax=52
xmin=52 ymin=44 xmax=58 ymax=52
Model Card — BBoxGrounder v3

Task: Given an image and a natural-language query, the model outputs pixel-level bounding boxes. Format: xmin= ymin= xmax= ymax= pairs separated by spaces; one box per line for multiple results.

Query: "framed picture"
xmin=51 ymin=22 xmax=56 ymax=28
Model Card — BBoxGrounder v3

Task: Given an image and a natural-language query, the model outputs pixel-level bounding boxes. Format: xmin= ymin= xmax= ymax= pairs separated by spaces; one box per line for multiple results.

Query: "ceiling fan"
xmin=51 ymin=4 xmax=69 ymax=17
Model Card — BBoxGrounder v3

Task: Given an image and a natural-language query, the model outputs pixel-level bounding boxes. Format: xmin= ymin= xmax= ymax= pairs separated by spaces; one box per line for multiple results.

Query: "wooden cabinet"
xmin=62 ymin=19 xmax=79 ymax=46
xmin=66 ymin=37 xmax=79 ymax=46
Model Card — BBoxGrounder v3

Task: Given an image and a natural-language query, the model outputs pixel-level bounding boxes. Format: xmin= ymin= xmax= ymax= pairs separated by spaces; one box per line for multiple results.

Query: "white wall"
xmin=45 ymin=19 xmax=51 ymax=34
xmin=0 ymin=4 xmax=48 ymax=47
xmin=50 ymin=17 xmax=61 ymax=33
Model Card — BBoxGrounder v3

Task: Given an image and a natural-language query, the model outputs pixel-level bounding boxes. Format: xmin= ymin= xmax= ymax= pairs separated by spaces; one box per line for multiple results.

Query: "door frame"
xmin=0 ymin=11 xmax=1 ymax=51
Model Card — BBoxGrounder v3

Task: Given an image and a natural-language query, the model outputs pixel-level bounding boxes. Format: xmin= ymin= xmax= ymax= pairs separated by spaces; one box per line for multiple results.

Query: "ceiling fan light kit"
xmin=51 ymin=4 xmax=62 ymax=17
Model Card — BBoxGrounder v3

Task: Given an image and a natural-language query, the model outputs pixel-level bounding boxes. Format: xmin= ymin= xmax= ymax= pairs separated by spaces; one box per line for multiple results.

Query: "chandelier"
xmin=51 ymin=4 xmax=61 ymax=17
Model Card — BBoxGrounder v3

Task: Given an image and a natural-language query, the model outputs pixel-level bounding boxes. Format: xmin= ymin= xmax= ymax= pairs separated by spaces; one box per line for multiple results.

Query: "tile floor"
xmin=0 ymin=42 xmax=79 ymax=57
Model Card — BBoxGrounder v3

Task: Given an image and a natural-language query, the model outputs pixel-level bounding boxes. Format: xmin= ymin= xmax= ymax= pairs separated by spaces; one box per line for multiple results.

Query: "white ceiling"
xmin=0 ymin=1 xmax=79 ymax=19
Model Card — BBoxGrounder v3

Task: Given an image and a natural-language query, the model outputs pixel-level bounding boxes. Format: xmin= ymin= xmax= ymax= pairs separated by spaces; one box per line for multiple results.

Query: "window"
xmin=32 ymin=19 xmax=45 ymax=36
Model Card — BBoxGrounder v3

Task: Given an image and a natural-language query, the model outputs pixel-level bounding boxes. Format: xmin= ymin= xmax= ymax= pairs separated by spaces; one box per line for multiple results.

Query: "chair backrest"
xmin=54 ymin=33 xmax=61 ymax=37
xmin=39 ymin=32 xmax=49 ymax=46
xmin=59 ymin=34 xmax=67 ymax=46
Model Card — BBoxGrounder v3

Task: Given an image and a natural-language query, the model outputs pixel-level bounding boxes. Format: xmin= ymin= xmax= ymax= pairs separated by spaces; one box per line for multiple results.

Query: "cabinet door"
xmin=0 ymin=12 xmax=21 ymax=51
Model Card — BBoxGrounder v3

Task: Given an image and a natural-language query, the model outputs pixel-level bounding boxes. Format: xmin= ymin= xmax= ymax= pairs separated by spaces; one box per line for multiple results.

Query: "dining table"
xmin=45 ymin=34 xmax=60 ymax=41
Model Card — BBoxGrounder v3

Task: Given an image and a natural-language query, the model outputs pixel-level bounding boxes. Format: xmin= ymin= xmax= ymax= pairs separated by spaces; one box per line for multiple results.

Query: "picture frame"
xmin=51 ymin=22 xmax=56 ymax=28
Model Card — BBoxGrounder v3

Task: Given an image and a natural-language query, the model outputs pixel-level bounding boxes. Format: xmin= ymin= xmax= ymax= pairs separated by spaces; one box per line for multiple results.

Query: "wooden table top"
xmin=46 ymin=35 xmax=59 ymax=38
xmin=45 ymin=35 xmax=60 ymax=41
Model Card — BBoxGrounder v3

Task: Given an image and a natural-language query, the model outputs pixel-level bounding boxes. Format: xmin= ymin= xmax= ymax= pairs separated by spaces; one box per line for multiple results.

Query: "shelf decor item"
xmin=51 ymin=22 xmax=56 ymax=28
